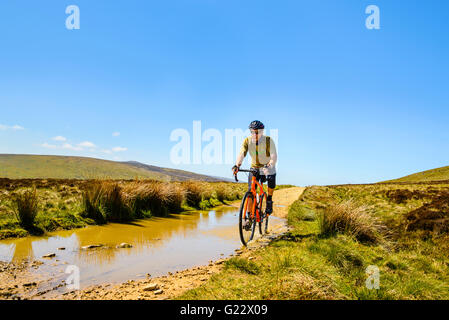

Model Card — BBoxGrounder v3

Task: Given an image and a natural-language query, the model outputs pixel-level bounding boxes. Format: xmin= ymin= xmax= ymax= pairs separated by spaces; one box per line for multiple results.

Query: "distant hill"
xmin=382 ymin=165 xmax=449 ymax=183
xmin=0 ymin=154 xmax=227 ymax=181
xmin=123 ymin=161 xmax=233 ymax=182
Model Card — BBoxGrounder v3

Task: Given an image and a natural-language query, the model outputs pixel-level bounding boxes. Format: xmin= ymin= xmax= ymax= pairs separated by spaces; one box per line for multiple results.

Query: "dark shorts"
xmin=248 ymin=170 xmax=276 ymax=191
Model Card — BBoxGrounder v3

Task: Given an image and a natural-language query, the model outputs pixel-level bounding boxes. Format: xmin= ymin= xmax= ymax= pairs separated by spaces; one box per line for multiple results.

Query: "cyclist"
xmin=232 ymin=120 xmax=277 ymax=215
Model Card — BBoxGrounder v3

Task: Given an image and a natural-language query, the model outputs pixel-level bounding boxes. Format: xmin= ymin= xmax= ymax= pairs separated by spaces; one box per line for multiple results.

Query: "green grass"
xmin=274 ymin=184 xmax=297 ymax=190
xmin=178 ymin=183 xmax=449 ymax=300
xmin=0 ymin=186 xmax=94 ymax=239
xmin=382 ymin=165 xmax=449 ymax=183
xmin=225 ymin=258 xmax=261 ymax=275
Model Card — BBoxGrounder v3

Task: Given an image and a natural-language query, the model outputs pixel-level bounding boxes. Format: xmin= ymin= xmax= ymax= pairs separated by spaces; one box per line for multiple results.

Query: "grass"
xmin=274 ymin=184 xmax=297 ymax=190
xmin=0 ymin=184 xmax=93 ymax=239
xmin=382 ymin=165 xmax=449 ymax=183
xmin=225 ymin=258 xmax=261 ymax=275
xmin=0 ymin=179 xmax=247 ymax=240
xmin=81 ymin=182 xmax=107 ymax=224
xmin=178 ymin=183 xmax=449 ymax=300
xmin=11 ymin=188 xmax=39 ymax=229
xmin=318 ymin=199 xmax=389 ymax=244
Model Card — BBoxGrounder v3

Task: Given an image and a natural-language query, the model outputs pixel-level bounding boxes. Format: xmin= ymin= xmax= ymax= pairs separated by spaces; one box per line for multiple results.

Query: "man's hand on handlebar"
xmin=232 ymin=165 xmax=240 ymax=181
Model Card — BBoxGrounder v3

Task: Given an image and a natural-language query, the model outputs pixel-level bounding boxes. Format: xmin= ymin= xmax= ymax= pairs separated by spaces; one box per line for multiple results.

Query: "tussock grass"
xmin=81 ymin=182 xmax=106 ymax=224
xmin=11 ymin=188 xmax=39 ymax=229
xmin=183 ymin=182 xmax=205 ymax=208
xmin=81 ymin=181 xmax=191 ymax=221
xmin=215 ymin=187 xmax=228 ymax=203
xmin=124 ymin=182 xmax=168 ymax=217
xmin=165 ymin=183 xmax=186 ymax=213
xmin=101 ymin=183 xmax=133 ymax=222
xmin=319 ymin=199 xmax=389 ymax=244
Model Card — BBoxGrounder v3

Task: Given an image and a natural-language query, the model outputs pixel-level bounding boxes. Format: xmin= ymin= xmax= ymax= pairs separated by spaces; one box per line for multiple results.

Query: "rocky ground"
xmin=0 ymin=259 xmax=66 ymax=300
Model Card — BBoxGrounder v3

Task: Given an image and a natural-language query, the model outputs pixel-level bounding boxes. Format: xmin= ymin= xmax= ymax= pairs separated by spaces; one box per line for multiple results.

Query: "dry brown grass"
xmin=319 ymin=199 xmax=389 ymax=244
xmin=101 ymin=182 xmax=132 ymax=221
xmin=80 ymin=180 xmax=245 ymax=222
xmin=182 ymin=181 xmax=207 ymax=208
xmin=164 ymin=183 xmax=186 ymax=213
xmin=81 ymin=181 xmax=106 ymax=223
xmin=122 ymin=181 xmax=184 ymax=216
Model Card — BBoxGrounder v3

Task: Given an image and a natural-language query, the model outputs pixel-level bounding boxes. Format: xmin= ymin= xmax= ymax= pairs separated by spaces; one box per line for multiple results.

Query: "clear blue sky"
xmin=1 ymin=0 xmax=448 ymax=185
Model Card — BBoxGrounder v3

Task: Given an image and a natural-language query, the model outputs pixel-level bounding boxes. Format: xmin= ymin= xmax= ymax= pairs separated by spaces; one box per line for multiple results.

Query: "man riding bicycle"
xmin=232 ymin=120 xmax=277 ymax=215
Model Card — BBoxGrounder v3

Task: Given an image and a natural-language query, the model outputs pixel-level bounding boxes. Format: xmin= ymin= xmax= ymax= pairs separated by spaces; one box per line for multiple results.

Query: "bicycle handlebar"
xmin=233 ymin=168 xmax=262 ymax=182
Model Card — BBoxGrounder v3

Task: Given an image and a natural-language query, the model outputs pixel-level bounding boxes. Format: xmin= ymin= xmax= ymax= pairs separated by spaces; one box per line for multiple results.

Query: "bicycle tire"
xmin=263 ymin=211 xmax=269 ymax=234
xmin=258 ymin=193 xmax=268 ymax=235
xmin=239 ymin=192 xmax=256 ymax=246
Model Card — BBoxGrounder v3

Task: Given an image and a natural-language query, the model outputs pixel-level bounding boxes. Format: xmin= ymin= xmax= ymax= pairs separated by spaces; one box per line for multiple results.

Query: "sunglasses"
xmin=250 ymin=130 xmax=263 ymax=135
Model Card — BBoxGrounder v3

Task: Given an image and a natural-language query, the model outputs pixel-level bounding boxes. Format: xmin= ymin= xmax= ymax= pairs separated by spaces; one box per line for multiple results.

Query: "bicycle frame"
xmin=234 ymin=168 xmax=270 ymax=246
xmin=243 ymin=174 xmax=267 ymax=223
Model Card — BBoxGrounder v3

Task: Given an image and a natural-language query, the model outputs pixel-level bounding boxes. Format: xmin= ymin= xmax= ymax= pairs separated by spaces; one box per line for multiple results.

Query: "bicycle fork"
xmin=244 ymin=194 xmax=260 ymax=222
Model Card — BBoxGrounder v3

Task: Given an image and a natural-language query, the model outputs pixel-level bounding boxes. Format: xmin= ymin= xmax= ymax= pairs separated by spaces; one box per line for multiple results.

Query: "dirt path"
xmin=0 ymin=187 xmax=305 ymax=300
xmin=272 ymin=187 xmax=306 ymax=219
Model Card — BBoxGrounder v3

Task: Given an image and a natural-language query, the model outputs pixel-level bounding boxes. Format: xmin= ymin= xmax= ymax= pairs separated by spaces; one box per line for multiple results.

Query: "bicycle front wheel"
xmin=239 ymin=192 xmax=256 ymax=246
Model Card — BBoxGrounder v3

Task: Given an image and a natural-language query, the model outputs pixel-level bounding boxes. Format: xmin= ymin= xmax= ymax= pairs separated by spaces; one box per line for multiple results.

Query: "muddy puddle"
xmin=0 ymin=206 xmax=285 ymax=298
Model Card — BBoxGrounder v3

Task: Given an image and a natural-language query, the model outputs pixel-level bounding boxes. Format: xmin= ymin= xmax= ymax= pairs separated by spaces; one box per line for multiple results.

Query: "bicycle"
xmin=233 ymin=168 xmax=270 ymax=246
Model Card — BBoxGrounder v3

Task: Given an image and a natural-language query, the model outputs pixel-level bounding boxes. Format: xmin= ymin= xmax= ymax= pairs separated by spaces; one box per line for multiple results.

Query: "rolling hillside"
xmin=383 ymin=165 xmax=449 ymax=183
xmin=0 ymin=154 xmax=226 ymax=181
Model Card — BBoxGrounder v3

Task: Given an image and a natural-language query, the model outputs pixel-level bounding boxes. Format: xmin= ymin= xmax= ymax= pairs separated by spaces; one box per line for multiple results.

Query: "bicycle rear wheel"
xmin=239 ymin=192 xmax=256 ymax=246
xmin=258 ymin=193 xmax=269 ymax=235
